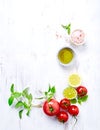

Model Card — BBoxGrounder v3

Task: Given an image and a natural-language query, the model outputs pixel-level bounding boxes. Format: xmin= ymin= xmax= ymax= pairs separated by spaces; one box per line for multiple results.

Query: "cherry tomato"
xmin=43 ymin=99 xmax=60 ymax=116
xmin=76 ymin=86 xmax=87 ymax=97
xmin=57 ymin=111 xmax=69 ymax=123
xmin=68 ymin=105 xmax=79 ymax=116
xmin=60 ymin=98 xmax=71 ymax=110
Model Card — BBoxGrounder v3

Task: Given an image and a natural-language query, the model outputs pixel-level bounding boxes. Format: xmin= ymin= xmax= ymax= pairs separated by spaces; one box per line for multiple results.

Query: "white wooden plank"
xmin=0 ymin=0 xmax=100 ymax=130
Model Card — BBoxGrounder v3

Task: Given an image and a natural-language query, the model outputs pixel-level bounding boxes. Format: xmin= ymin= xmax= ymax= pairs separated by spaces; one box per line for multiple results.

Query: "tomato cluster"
xmin=43 ymin=98 xmax=79 ymax=123
xmin=43 ymin=86 xmax=88 ymax=123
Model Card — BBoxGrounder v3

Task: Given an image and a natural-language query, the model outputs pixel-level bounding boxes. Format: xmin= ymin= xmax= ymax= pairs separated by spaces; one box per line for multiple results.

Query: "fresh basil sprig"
xmin=8 ymin=84 xmax=33 ymax=119
xmin=45 ymin=85 xmax=56 ymax=101
xmin=70 ymin=95 xmax=88 ymax=105
xmin=62 ymin=23 xmax=71 ymax=35
xmin=36 ymin=84 xmax=56 ymax=102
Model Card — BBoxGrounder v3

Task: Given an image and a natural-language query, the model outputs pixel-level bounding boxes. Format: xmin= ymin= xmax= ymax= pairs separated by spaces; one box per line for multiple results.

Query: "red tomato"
xmin=57 ymin=111 xmax=69 ymax=123
xmin=76 ymin=86 xmax=87 ymax=97
xmin=60 ymin=98 xmax=71 ymax=110
xmin=68 ymin=105 xmax=79 ymax=116
xmin=43 ymin=99 xmax=60 ymax=116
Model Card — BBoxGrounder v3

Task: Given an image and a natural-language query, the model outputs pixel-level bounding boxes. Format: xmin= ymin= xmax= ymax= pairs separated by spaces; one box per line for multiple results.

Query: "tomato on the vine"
xmin=43 ymin=99 xmax=60 ymax=116
xmin=76 ymin=86 xmax=87 ymax=97
xmin=57 ymin=111 xmax=69 ymax=123
xmin=60 ymin=98 xmax=71 ymax=110
xmin=68 ymin=105 xmax=79 ymax=116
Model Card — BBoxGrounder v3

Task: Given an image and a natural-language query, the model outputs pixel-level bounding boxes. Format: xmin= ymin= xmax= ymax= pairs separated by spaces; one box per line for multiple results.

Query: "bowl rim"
xmin=70 ymin=29 xmax=85 ymax=46
xmin=57 ymin=46 xmax=76 ymax=67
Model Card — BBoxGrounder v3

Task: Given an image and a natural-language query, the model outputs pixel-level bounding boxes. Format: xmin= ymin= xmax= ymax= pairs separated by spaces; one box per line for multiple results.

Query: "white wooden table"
xmin=0 ymin=0 xmax=100 ymax=130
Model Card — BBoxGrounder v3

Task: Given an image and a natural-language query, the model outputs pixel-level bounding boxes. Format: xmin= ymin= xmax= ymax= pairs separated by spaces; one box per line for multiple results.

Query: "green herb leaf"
xmin=48 ymin=85 xmax=51 ymax=92
xmin=15 ymin=101 xmax=24 ymax=108
xmin=28 ymin=93 xmax=33 ymax=102
xmin=23 ymin=102 xmax=29 ymax=109
xmin=26 ymin=110 xmax=30 ymax=116
xmin=44 ymin=92 xmax=48 ymax=96
xmin=70 ymin=98 xmax=77 ymax=104
xmin=80 ymin=95 xmax=88 ymax=102
xmin=8 ymin=96 xmax=14 ymax=106
xmin=10 ymin=84 xmax=14 ymax=93
xmin=13 ymin=92 xmax=21 ymax=98
xmin=22 ymin=88 xmax=29 ymax=96
xmin=78 ymin=99 xmax=82 ymax=104
xmin=51 ymin=86 xmax=56 ymax=93
xmin=68 ymin=27 xmax=71 ymax=35
xmin=77 ymin=96 xmax=82 ymax=104
xmin=22 ymin=87 xmax=31 ymax=100
xmin=19 ymin=110 xmax=23 ymax=119
xmin=62 ymin=23 xmax=71 ymax=35
xmin=62 ymin=25 xmax=67 ymax=29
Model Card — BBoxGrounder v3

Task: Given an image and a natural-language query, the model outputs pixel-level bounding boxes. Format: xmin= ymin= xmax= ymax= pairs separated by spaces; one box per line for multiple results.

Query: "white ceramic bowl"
xmin=70 ymin=29 xmax=85 ymax=46
xmin=57 ymin=47 xmax=76 ymax=67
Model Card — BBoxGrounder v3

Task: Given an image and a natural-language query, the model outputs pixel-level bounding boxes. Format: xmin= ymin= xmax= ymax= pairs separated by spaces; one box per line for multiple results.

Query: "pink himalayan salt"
xmin=71 ymin=29 xmax=85 ymax=45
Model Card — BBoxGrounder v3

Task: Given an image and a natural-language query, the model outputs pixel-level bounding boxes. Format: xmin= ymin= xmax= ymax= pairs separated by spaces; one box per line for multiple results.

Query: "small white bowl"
xmin=70 ymin=29 xmax=85 ymax=46
xmin=57 ymin=47 xmax=76 ymax=67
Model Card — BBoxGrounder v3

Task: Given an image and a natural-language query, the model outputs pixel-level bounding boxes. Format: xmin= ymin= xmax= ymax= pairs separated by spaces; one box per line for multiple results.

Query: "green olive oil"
xmin=58 ymin=48 xmax=74 ymax=64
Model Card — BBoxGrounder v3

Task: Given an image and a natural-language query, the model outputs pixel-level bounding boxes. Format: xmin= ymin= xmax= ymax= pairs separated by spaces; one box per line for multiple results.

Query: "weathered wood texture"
xmin=0 ymin=0 xmax=100 ymax=130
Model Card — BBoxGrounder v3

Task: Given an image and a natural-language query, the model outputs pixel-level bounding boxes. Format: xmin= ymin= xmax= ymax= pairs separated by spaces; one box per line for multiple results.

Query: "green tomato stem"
xmin=72 ymin=116 xmax=78 ymax=130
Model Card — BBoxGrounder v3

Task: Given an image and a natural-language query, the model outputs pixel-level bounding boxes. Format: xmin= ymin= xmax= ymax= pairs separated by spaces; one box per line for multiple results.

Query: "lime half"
xmin=63 ymin=87 xmax=77 ymax=99
xmin=68 ymin=73 xmax=81 ymax=87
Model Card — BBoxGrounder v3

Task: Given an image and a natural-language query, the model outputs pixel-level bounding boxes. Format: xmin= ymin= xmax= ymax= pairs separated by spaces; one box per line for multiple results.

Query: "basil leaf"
xmin=8 ymin=96 xmax=14 ymax=106
xmin=68 ymin=24 xmax=71 ymax=28
xmin=70 ymin=98 xmax=77 ymax=104
xmin=45 ymin=92 xmax=48 ymax=96
xmin=68 ymin=28 xmax=70 ymax=35
xmin=23 ymin=102 xmax=29 ymax=109
xmin=62 ymin=25 xmax=67 ymax=29
xmin=15 ymin=101 xmax=23 ymax=108
xmin=26 ymin=110 xmax=30 ymax=116
xmin=28 ymin=93 xmax=33 ymax=102
xmin=13 ymin=92 xmax=21 ymax=98
xmin=22 ymin=88 xmax=29 ymax=96
xmin=19 ymin=110 xmax=23 ymax=119
xmin=22 ymin=88 xmax=30 ymax=100
xmin=78 ymin=99 xmax=82 ymax=104
xmin=48 ymin=85 xmax=51 ymax=92
xmin=51 ymin=86 xmax=56 ymax=93
xmin=10 ymin=84 xmax=14 ymax=93
xmin=81 ymin=95 xmax=88 ymax=102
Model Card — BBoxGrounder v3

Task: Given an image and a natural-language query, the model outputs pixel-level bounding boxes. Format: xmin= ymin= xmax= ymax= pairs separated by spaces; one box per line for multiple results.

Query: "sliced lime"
xmin=63 ymin=87 xmax=77 ymax=99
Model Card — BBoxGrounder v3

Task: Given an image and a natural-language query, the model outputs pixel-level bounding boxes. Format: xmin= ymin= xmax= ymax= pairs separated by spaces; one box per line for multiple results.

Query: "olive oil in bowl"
xmin=58 ymin=47 xmax=75 ymax=66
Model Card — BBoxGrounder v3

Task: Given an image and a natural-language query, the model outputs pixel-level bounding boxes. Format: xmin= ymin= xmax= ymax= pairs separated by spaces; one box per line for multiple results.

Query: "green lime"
xmin=63 ymin=87 xmax=77 ymax=99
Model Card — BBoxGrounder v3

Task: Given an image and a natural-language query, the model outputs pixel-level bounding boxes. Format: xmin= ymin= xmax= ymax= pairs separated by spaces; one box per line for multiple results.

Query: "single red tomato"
xmin=43 ymin=99 xmax=60 ymax=116
xmin=60 ymin=98 xmax=71 ymax=110
xmin=68 ymin=105 xmax=79 ymax=116
xmin=57 ymin=111 xmax=69 ymax=123
xmin=76 ymin=86 xmax=87 ymax=97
